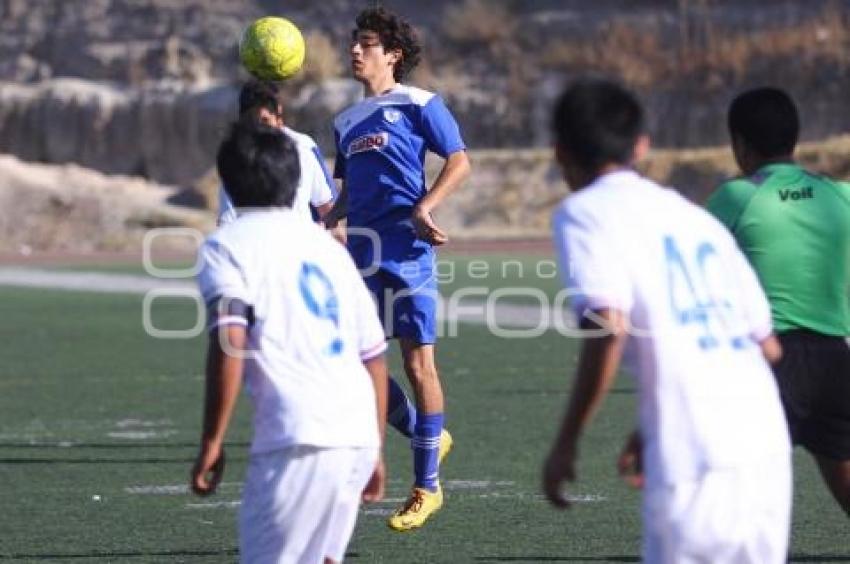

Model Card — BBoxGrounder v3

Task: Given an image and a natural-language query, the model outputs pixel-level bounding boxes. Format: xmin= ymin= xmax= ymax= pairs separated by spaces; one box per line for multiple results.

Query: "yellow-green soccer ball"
xmin=239 ymin=17 xmax=306 ymax=80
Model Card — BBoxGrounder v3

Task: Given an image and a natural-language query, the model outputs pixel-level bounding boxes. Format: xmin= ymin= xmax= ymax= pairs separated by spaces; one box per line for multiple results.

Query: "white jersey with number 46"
xmin=552 ymin=170 xmax=790 ymax=489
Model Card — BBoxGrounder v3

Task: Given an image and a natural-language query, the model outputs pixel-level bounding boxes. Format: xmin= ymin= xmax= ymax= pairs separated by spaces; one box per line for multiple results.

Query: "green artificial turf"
xmin=0 ymin=263 xmax=846 ymax=562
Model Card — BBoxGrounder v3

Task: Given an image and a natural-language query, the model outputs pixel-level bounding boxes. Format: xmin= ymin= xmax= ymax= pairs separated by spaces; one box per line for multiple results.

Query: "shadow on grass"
xmin=0 ymin=457 xmax=198 ymax=464
xmin=10 ymin=552 xmax=845 ymax=563
xmin=790 ymin=556 xmax=850 ymax=563
xmin=474 ymin=557 xmax=638 ymax=562
xmin=0 ymin=548 xmax=238 ymax=560
xmin=0 ymin=441 xmax=250 ymax=464
xmin=1 ymin=550 xmax=368 ymax=561
xmin=0 ymin=442 xmax=249 ymax=449
xmin=487 ymin=387 xmax=636 ymax=396
xmin=472 ymin=554 xmax=850 ymax=563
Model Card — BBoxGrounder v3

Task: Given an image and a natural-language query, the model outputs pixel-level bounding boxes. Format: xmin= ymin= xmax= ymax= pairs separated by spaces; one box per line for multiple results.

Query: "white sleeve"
xmin=552 ymin=205 xmax=633 ymax=317
xmin=217 ymin=186 xmax=237 ymax=226
xmin=729 ymin=243 xmax=773 ymax=341
xmin=197 ymin=239 xmax=251 ymax=331
xmin=306 ymin=144 xmax=335 ymax=208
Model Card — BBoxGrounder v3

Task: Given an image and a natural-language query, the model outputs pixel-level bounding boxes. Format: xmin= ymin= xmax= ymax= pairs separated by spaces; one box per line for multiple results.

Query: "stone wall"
xmin=429 ymin=136 xmax=850 ymax=240
xmin=1 ymin=0 xmax=849 ymax=187
xmin=2 ymin=136 xmax=848 ymax=253
xmin=0 ymin=78 xmax=364 ymax=186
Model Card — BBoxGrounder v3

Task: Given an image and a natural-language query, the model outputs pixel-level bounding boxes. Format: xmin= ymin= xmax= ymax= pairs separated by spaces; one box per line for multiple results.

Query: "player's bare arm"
xmin=413 ymin=150 xmax=471 ymax=245
xmin=315 ymin=200 xmax=335 ymax=221
xmin=362 ymin=354 xmax=389 ymax=503
xmin=191 ymin=325 xmax=246 ymax=496
xmin=759 ymin=334 xmax=782 ymax=365
xmin=543 ymin=309 xmax=627 ymax=509
xmin=317 ymin=198 xmax=347 ymax=244
xmin=323 ymin=183 xmax=348 ymax=244
xmin=323 ymin=183 xmax=348 ymax=228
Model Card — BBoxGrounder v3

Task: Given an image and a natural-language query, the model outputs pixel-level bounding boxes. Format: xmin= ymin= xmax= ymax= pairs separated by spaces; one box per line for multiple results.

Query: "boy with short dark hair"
xmin=191 ymin=120 xmax=388 ymax=564
xmin=543 ymin=79 xmax=791 ymax=563
xmin=708 ymin=86 xmax=850 ymax=516
xmin=218 ymin=80 xmax=336 ymax=226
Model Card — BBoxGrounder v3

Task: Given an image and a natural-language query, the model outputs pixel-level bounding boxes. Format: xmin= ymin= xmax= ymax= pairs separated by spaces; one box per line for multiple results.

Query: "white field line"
xmin=444 ymin=479 xmax=515 ymax=489
xmin=127 ymin=484 xmax=190 ymax=495
xmin=0 ymin=267 xmax=575 ymax=329
xmin=363 ymin=491 xmax=605 ymax=515
xmin=126 ymin=482 xmax=242 ymax=495
xmin=186 ymin=500 xmax=242 ymax=510
xmin=133 ymin=481 xmax=515 ymax=499
xmin=0 ymin=267 xmax=190 ymax=294
xmin=108 ymin=418 xmax=177 ymax=440
xmin=362 ymin=507 xmax=394 ymax=516
xmin=185 ymin=492 xmax=607 ymax=512
xmin=107 ymin=430 xmax=177 ymax=440
xmin=115 ymin=418 xmax=174 ymax=428
xmin=146 ymin=476 xmax=603 ymax=510
xmin=369 ymin=497 xmax=407 ymax=504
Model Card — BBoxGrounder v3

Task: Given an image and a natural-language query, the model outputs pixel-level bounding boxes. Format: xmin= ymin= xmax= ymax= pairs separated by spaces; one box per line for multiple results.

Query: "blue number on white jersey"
xmin=299 ymin=262 xmax=343 ymax=356
xmin=664 ymin=236 xmax=747 ymax=350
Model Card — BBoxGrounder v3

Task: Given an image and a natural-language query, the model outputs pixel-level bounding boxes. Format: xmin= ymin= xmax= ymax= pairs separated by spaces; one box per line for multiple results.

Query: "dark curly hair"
xmin=238 ymin=80 xmax=285 ymax=117
xmin=355 ymin=7 xmax=421 ymax=82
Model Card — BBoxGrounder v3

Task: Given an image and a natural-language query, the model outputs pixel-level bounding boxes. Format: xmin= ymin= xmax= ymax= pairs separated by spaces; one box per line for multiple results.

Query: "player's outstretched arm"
xmin=191 ymin=325 xmax=246 ymax=496
xmin=413 ymin=150 xmax=471 ymax=245
xmin=361 ymin=354 xmax=389 ymax=502
xmin=543 ymin=309 xmax=627 ymax=509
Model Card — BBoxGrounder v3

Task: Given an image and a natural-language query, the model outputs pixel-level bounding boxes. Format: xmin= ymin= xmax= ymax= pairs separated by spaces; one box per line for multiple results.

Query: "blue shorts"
xmin=348 ymin=225 xmax=437 ymax=345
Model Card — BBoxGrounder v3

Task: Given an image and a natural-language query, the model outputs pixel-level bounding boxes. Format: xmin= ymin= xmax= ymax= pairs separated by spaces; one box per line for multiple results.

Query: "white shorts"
xmin=238 ymin=445 xmax=378 ymax=564
xmin=643 ymin=454 xmax=792 ymax=564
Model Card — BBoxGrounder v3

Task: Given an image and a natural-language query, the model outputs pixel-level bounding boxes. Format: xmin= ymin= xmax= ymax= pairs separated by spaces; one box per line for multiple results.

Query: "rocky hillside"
xmin=1 ymin=0 xmax=849 ymax=251
xmin=0 ymin=0 xmax=849 ymax=188
xmin=4 ymin=136 xmax=848 ymax=253
xmin=434 ymin=135 xmax=850 ymax=239
xmin=0 ymin=77 xmax=359 ymax=185
xmin=0 ymin=154 xmax=210 ymax=253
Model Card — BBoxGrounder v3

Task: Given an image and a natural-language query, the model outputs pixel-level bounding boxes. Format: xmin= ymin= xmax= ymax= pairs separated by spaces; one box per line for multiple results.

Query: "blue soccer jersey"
xmin=333 ymin=84 xmax=465 ymax=344
xmin=333 ymin=84 xmax=466 ymax=232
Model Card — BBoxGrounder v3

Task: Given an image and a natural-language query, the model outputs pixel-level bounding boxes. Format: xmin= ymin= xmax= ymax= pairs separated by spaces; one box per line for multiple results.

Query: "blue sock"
xmin=387 ymin=376 xmax=416 ymax=438
xmin=412 ymin=412 xmax=443 ymax=492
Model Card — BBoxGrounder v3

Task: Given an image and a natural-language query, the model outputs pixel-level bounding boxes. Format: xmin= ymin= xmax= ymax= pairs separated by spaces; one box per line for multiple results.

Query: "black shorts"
xmin=773 ymin=329 xmax=850 ymax=461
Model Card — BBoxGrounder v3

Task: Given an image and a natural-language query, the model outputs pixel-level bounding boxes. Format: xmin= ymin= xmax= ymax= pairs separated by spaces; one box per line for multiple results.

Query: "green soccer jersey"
xmin=707 ymin=163 xmax=850 ymax=336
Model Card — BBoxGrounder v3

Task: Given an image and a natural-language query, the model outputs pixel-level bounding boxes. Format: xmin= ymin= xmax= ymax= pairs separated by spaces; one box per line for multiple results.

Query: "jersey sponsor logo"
xmin=348 ymin=132 xmax=389 ymax=156
xmin=779 ymin=186 xmax=814 ymax=201
xmin=383 ymin=108 xmax=402 ymax=123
